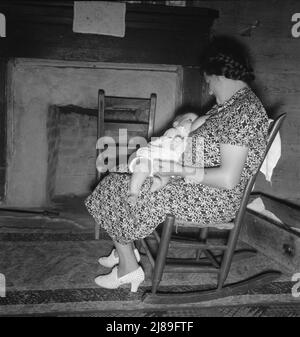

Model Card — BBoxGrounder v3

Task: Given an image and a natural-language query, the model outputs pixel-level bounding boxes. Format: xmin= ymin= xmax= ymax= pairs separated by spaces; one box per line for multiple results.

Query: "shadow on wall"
xmin=252 ymin=83 xmax=285 ymax=120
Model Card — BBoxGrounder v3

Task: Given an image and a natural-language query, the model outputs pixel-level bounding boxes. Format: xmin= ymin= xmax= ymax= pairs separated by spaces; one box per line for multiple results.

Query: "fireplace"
xmin=5 ymin=59 xmax=182 ymax=207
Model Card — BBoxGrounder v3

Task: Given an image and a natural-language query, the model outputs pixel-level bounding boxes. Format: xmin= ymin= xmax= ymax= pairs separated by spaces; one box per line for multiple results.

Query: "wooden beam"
xmin=240 ymin=210 xmax=300 ymax=273
xmin=0 ymin=2 xmax=218 ymax=65
xmin=0 ymin=58 xmax=7 ymax=201
xmin=2 ymin=2 xmax=219 ymax=29
xmin=250 ymin=192 xmax=300 ymax=230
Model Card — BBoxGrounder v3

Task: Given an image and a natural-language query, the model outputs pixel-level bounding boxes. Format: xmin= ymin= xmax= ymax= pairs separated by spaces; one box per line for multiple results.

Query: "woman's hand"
xmin=152 ymin=159 xmax=184 ymax=176
xmin=152 ymin=159 xmax=203 ymax=181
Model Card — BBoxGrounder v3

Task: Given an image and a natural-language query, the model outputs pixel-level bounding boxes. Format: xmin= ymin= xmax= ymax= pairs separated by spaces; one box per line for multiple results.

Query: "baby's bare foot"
xmin=150 ymin=175 xmax=170 ymax=192
xmin=128 ymin=193 xmax=139 ymax=206
xmin=150 ymin=176 xmax=162 ymax=192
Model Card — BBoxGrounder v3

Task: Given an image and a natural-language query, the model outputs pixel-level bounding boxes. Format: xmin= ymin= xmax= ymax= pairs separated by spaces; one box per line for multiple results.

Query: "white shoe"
xmin=95 ymin=266 xmax=145 ymax=292
xmin=98 ymin=248 xmax=141 ymax=268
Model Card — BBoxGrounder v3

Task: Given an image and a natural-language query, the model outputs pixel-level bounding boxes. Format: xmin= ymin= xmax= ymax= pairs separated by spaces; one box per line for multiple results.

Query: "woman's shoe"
xmin=98 ymin=248 xmax=140 ymax=268
xmin=95 ymin=266 xmax=145 ymax=292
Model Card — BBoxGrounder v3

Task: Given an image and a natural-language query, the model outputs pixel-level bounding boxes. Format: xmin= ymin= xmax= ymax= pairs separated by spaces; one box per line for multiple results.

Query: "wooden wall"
xmin=0 ymin=59 xmax=6 ymax=201
xmin=192 ymin=0 xmax=300 ymax=203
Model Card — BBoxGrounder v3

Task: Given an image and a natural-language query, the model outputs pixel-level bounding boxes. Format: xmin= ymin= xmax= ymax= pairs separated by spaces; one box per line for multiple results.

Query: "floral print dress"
xmin=85 ymin=87 xmax=269 ymax=244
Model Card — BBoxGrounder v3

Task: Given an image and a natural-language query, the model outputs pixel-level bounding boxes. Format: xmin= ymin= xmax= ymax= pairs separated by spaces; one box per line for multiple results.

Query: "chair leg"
xmin=140 ymin=238 xmax=156 ymax=269
xmin=196 ymin=227 xmax=208 ymax=260
xmin=203 ymin=249 xmax=220 ymax=268
xmin=151 ymin=215 xmax=175 ymax=294
xmin=95 ymin=223 xmax=100 ymax=240
xmin=217 ymin=226 xmax=241 ymax=289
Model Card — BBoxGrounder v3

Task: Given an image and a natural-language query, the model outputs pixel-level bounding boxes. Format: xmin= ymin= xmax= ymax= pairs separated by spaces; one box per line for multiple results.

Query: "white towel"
xmin=247 ymin=197 xmax=300 ymax=234
xmin=73 ymin=1 xmax=126 ymax=37
xmin=259 ymin=119 xmax=282 ymax=183
xmin=247 ymin=197 xmax=283 ymax=223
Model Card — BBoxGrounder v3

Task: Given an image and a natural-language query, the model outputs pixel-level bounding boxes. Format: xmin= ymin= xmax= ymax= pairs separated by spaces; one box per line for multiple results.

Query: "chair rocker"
xmin=140 ymin=113 xmax=286 ymax=305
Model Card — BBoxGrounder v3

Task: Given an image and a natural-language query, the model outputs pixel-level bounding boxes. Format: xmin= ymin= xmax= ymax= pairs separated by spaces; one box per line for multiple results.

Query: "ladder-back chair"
xmin=141 ymin=113 xmax=286 ymax=304
xmin=95 ymin=90 xmax=157 ymax=239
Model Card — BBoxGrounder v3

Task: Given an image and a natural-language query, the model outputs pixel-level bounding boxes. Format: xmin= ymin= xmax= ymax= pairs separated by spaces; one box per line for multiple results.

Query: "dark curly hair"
xmin=201 ymin=36 xmax=255 ymax=83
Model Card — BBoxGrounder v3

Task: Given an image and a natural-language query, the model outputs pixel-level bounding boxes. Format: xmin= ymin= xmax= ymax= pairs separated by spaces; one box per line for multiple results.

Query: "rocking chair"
xmin=140 ymin=113 xmax=286 ymax=304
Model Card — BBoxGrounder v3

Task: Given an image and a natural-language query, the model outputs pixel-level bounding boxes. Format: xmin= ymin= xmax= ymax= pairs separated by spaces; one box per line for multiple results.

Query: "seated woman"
xmin=85 ymin=37 xmax=269 ymax=292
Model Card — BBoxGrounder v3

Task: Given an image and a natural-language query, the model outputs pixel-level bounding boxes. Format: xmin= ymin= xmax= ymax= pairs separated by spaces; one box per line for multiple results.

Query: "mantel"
xmin=1 ymin=1 xmax=219 ymax=31
xmin=0 ymin=1 xmax=218 ymax=65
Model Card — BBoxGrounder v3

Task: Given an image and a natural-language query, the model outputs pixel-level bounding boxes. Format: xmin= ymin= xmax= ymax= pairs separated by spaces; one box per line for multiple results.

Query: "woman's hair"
xmin=201 ymin=36 xmax=255 ymax=83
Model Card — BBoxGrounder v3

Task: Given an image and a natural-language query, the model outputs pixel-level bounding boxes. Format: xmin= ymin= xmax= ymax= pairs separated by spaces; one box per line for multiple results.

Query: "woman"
xmin=85 ymin=38 xmax=269 ymax=292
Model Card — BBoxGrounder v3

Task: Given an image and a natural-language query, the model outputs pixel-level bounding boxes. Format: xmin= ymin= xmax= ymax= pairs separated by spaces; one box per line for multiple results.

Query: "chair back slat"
xmin=236 ymin=113 xmax=286 ymax=225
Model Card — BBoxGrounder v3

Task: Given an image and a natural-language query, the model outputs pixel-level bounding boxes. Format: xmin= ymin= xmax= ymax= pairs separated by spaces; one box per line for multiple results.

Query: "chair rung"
xmin=164 ymin=263 xmax=219 ymax=274
xmin=161 ymin=249 xmax=256 ymax=269
xmin=153 ymin=230 xmax=160 ymax=243
xmin=175 ymin=220 xmax=234 ymax=230
xmin=170 ymin=239 xmax=227 ymax=250
xmin=140 ymin=238 xmax=155 ymax=268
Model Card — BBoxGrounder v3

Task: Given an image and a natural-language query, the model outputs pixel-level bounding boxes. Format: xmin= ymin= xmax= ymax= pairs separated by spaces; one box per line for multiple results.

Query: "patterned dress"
xmin=85 ymin=87 xmax=269 ymax=244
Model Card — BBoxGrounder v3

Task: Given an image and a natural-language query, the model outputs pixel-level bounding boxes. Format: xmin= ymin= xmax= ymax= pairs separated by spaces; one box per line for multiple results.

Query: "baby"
xmin=127 ymin=112 xmax=210 ymax=205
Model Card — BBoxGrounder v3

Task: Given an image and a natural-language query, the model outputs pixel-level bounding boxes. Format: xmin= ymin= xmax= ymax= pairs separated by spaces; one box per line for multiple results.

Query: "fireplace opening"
xmin=46 ymin=95 xmax=156 ymax=204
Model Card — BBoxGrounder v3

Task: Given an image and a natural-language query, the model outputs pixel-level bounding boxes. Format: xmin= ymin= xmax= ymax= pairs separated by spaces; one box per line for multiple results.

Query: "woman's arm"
xmin=153 ymin=143 xmax=249 ymax=190
xmin=199 ymin=143 xmax=249 ymax=189
xmin=190 ymin=115 xmax=210 ymax=132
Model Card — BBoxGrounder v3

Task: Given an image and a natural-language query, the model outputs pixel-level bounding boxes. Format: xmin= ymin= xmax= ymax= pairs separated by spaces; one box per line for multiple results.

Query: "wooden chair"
xmin=95 ymin=90 xmax=157 ymax=239
xmin=140 ymin=113 xmax=286 ymax=304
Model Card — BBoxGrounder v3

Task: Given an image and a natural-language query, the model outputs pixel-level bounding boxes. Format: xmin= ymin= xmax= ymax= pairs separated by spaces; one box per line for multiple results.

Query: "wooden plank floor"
xmin=0 ymin=196 xmax=298 ymax=316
